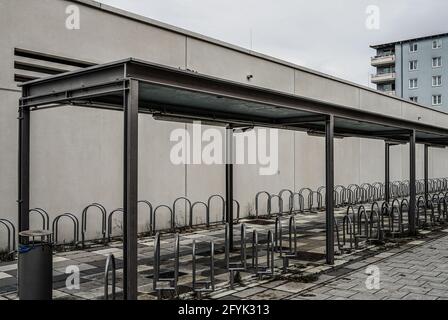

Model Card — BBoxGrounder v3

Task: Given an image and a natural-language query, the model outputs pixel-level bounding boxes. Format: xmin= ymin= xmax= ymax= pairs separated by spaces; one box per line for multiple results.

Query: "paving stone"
xmin=402 ymin=293 xmax=438 ymax=300
xmin=275 ymin=281 xmax=314 ymax=293
xmin=233 ymin=286 xmax=267 ymax=298
xmin=248 ymin=289 xmax=291 ymax=300
xmin=326 ymin=288 xmax=357 ymax=298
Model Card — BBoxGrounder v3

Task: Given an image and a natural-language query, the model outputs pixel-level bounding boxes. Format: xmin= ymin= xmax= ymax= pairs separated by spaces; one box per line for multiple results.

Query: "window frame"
xmin=409 ymin=60 xmax=418 ymax=71
xmin=432 ymin=39 xmax=442 ymax=49
xmin=432 ymin=94 xmax=442 ymax=106
xmin=409 ymin=78 xmax=418 ymax=89
xmin=432 ymin=75 xmax=442 ymax=87
xmin=432 ymin=57 xmax=442 ymax=68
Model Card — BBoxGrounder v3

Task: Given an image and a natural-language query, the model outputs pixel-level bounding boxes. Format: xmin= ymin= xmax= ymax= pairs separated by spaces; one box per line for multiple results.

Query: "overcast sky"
xmin=97 ymin=0 xmax=448 ymax=87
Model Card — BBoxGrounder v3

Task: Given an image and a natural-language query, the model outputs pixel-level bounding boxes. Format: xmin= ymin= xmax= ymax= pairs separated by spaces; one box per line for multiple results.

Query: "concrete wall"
xmin=1 ymin=0 xmax=448 ymax=247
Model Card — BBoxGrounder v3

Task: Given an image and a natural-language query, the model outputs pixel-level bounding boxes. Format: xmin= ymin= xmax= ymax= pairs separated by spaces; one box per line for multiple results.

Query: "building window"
xmin=409 ymin=60 xmax=418 ymax=71
xmin=410 ymin=96 xmax=418 ymax=103
xmin=432 ymin=75 xmax=442 ymax=87
xmin=432 ymin=95 xmax=442 ymax=106
xmin=432 ymin=57 xmax=442 ymax=68
xmin=410 ymin=43 xmax=418 ymax=52
xmin=433 ymin=39 xmax=442 ymax=49
xmin=409 ymin=78 xmax=418 ymax=89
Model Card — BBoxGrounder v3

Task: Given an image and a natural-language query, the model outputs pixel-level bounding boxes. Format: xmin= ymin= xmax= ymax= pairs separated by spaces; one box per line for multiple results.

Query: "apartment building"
xmin=371 ymin=33 xmax=448 ymax=111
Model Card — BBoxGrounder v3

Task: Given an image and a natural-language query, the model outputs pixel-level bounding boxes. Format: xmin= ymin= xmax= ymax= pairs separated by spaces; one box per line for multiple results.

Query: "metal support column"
xmin=123 ymin=79 xmax=139 ymax=300
xmin=18 ymin=102 xmax=30 ymax=236
xmin=385 ymin=143 xmax=390 ymax=203
xmin=325 ymin=115 xmax=334 ymax=265
xmin=424 ymin=144 xmax=429 ymax=203
xmin=409 ymin=130 xmax=417 ymax=235
xmin=226 ymin=126 xmax=234 ymax=251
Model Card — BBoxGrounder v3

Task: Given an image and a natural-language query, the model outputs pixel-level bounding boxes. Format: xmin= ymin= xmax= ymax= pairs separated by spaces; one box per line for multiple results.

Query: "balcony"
xmin=371 ymin=55 xmax=396 ymax=66
xmin=371 ymin=72 xmax=396 ymax=84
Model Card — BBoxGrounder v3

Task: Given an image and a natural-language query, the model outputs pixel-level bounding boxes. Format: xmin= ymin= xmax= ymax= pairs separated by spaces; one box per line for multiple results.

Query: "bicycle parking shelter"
xmin=18 ymin=58 xmax=448 ymax=300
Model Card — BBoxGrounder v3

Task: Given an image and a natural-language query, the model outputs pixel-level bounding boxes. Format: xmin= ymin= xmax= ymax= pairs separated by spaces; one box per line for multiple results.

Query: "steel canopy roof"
xmin=19 ymin=58 xmax=448 ymax=147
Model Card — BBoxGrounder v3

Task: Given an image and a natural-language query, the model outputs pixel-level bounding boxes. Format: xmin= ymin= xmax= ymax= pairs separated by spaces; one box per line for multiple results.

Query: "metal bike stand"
xmin=192 ymin=240 xmax=215 ymax=299
xmin=281 ymin=216 xmax=299 ymax=273
xmin=104 ymin=254 xmax=116 ymax=300
xmin=153 ymin=233 xmax=179 ymax=299
xmin=0 ymin=219 xmax=15 ymax=255
xmin=18 ymin=230 xmax=53 ymax=300
xmin=251 ymin=230 xmax=275 ymax=280
xmin=225 ymin=223 xmax=247 ymax=289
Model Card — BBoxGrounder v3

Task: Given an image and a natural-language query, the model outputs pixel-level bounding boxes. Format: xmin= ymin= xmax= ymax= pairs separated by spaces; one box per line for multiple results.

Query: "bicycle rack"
xmin=308 ymin=191 xmax=322 ymax=213
xmin=317 ymin=186 xmax=326 ymax=208
xmin=369 ymin=202 xmax=382 ymax=241
xmin=281 ymin=216 xmax=299 ymax=272
xmin=190 ymin=201 xmax=209 ymax=228
xmin=255 ymin=191 xmax=271 ymax=219
xmin=298 ymin=188 xmax=313 ymax=211
xmin=334 ymin=185 xmax=346 ymax=207
xmin=278 ymin=189 xmax=294 ymax=215
xmin=104 ymin=254 xmax=116 ymax=300
xmin=138 ymin=200 xmax=154 ymax=235
xmin=233 ymin=199 xmax=241 ymax=222
xmin=291 ymin=192 xmax=304 ymax=213
xmin=251 ymin=230 xmax=275 ymax=279
xmin=52 ymin=213 xmax=79 ymax=247
xmin=426 ymin=200 xmax=436 ymax=226
xmin=400 ymin=199 xmax=410 ymax=232
xmin=172 ymin=197 xmax=192 ymax=231
xmin=438 ymin=196 xmax=447 ymax=222
xmin=372 ymin=182 xmax=384 ymax=201
xmin=338 ymin=206 xmax=355 ymax=252
xmin=347 ymin=185 xmax=360 ymax=204
xmin=0 ymin=219 xmax=15 ymax=254
xmin=192 ymin=240 xmax=215 ymax=299
xmin=207 ymin=195 xmax=225 ymax=225
xmin=274 ymin=217 xmax=283 ymax=254
xmin=81 ymin=203 xmax=107 ymax=247
xmin=416 ymin=196 xmax=427 ymax=227
xmin=389 ymin=203 xmax=403 ymax=237
xmin=29 ymin=208 xmax=50 ymax=230
xmin=355 ymin=206 xmax=369 ymax=249
xmin=153 ymin=232 xmax=179 ymax=299
xmin=153 ymin=205 xmax=174 ymax=233
xmin=225 ymin=223 xmax=247 ymax=289
xmin=107 ymin=208 xmax=124 ymax=242
xmin=269 ymin=194 xmax=283 ymax=217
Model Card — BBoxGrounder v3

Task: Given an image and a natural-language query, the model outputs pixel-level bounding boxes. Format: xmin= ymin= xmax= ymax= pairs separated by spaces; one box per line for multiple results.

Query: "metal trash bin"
xmin=18 ymin=230 xmax=53 ymax=300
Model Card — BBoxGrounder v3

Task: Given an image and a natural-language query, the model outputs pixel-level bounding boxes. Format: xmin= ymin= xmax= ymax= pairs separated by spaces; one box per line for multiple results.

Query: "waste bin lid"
xmin=19 ymin=230 xmax=52 ymax=238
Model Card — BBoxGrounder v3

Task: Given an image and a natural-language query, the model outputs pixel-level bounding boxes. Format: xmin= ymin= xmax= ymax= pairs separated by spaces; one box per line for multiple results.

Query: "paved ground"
xmin=208 ymin=229 xmax=448 ymax=300
xmin=0 ymin=209 xmax=354 ymax=300
xmin=1 ymin=204 xmax=447 ymax=300
xmin=294 ymin=233 xmax=448 ymax=300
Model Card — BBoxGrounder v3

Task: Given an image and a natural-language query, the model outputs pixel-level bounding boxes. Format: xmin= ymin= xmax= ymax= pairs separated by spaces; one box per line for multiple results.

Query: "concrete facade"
xmin=1 ymin=0 xmax=448 ymax=246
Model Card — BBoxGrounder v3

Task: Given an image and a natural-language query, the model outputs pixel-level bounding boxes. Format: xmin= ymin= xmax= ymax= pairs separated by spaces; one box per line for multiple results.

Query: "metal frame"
xmin=409 ymin=130 xmax=417 ymax=235
xmin=325 ymin=115 xmax=334 ymax=264
xmin=18 ymin=57 xmax=448 ymax=299
xmin=385 ymin=143 xmax=391 ymax=204
xmin=104 ymin=254 xmax=117 ymax=300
